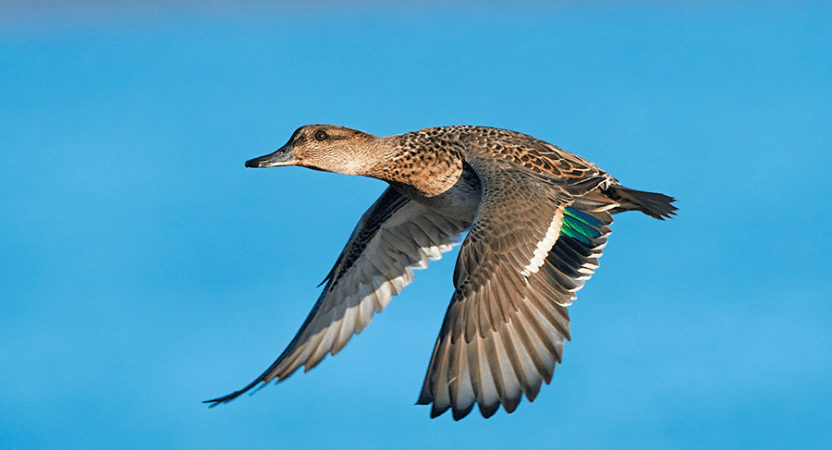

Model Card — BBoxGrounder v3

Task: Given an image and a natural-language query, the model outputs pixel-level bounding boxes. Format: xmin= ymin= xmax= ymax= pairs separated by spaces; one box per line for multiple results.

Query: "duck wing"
xmin=206 ymin=186 xmax=470 ymax=406
xmin=417 ymin=158 xmax=612 ymax=419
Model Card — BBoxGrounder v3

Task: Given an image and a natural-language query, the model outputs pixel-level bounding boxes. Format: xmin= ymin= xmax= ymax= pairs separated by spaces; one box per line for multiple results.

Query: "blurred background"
xmin=1 ymin=1 xmax=830 ymax=449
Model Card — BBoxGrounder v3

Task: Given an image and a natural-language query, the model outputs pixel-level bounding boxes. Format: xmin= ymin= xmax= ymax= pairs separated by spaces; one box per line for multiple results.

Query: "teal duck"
xmin=206 ymin=125 xmax=676 ymax=420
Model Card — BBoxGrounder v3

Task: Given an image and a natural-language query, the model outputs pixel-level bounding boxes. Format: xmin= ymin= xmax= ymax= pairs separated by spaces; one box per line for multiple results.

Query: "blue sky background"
xmin=2 ymin=2 xmax=830 ymax=449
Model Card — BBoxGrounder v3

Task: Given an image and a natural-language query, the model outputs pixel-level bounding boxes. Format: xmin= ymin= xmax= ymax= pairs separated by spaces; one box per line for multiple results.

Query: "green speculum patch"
xmin=561 ymin=207 xmax=603 ymax=245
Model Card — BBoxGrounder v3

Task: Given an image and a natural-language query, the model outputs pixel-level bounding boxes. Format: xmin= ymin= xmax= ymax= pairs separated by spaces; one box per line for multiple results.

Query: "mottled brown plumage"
xmin=206 ymin=124 xmax=676 ymax=419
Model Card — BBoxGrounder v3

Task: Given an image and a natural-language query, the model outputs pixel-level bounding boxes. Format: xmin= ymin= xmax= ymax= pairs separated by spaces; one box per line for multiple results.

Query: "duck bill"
xmin=245 ymin=145 xmax=299 ymax=168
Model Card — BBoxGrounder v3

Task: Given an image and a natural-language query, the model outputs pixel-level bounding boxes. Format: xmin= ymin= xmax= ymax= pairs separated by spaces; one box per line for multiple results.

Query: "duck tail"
xmin=605 ymin=186 xmax=677 ymax=220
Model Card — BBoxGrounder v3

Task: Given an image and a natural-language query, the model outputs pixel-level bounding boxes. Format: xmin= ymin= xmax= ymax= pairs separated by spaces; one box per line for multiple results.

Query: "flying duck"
xmin=206 ymin=124 xmax=676 ymax=420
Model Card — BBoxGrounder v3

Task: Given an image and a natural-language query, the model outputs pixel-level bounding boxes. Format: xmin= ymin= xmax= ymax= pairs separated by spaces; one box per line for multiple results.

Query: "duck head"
xmin=245 ymin=124 xmax=379 ymax=175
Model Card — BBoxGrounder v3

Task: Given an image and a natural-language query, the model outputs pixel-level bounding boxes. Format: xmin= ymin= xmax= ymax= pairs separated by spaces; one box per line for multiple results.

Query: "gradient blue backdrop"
xmin=2 ymin=2 xmax=830 ymax=449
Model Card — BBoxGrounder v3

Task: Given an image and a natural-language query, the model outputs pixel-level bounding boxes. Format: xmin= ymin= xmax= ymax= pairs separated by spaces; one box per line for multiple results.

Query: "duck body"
xmin=208 ymin=125 xmax=676 ymax=420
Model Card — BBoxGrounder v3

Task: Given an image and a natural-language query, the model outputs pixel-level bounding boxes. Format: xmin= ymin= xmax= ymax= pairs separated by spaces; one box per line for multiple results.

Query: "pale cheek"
xmin=316 ymin=152 xmax=341 ymax=172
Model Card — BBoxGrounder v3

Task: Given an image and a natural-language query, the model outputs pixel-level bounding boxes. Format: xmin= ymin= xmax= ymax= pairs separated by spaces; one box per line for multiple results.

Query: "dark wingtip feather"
xmin=479 ymin=403 xmax=501 ymax=419
xmin=452 ymin=403 xmax=475 ymax=421
xmin=203 ymin=377 xmax=268 ymax=408
xmin=502 ymin=395 xmax=522 ymax=414
xmin=430 ymin=404 xmax=450 ymax=419
xmin=202 ymin=394 xmax=236 ymax=408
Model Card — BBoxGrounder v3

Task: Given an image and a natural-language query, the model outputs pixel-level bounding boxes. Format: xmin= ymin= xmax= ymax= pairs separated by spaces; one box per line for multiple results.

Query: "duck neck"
xmin=364 ymin=134 xmax=465 ymax=197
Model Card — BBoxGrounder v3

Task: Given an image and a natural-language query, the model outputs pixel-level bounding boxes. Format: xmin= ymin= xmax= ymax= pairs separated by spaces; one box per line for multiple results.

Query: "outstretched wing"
xmin=206 ymin=186 xmax=471 ymax=406
xmin=417 ymin=159 xmax=612 ymax=420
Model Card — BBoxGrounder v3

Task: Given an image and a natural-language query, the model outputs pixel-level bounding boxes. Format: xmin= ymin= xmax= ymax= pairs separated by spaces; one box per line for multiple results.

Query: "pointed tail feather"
xmin=606 ymin=186 xmax=677 ymax=220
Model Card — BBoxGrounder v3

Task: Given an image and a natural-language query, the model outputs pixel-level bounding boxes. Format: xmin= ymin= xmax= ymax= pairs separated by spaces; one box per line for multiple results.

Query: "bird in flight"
xmin=205 ymin=124 xmax=676 ymax=420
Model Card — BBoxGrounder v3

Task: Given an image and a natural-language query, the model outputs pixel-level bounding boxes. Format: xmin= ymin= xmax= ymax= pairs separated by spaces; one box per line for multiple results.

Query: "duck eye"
xmin=314 ymin=130 xmax=328 ymax=141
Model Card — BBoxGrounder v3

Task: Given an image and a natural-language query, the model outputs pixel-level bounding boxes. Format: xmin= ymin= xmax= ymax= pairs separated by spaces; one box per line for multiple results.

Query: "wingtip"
xmin=202 ymin=393 xmax=237 ymax=408
xmin=202 ymin=398 xmax=223 ymax=408
xmin=203 ymin=380 xmax=264 ymax=409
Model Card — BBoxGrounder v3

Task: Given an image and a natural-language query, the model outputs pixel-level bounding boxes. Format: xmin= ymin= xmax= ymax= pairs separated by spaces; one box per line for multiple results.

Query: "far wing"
xmin=206 ymin=186 xmax=471 ymax=406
